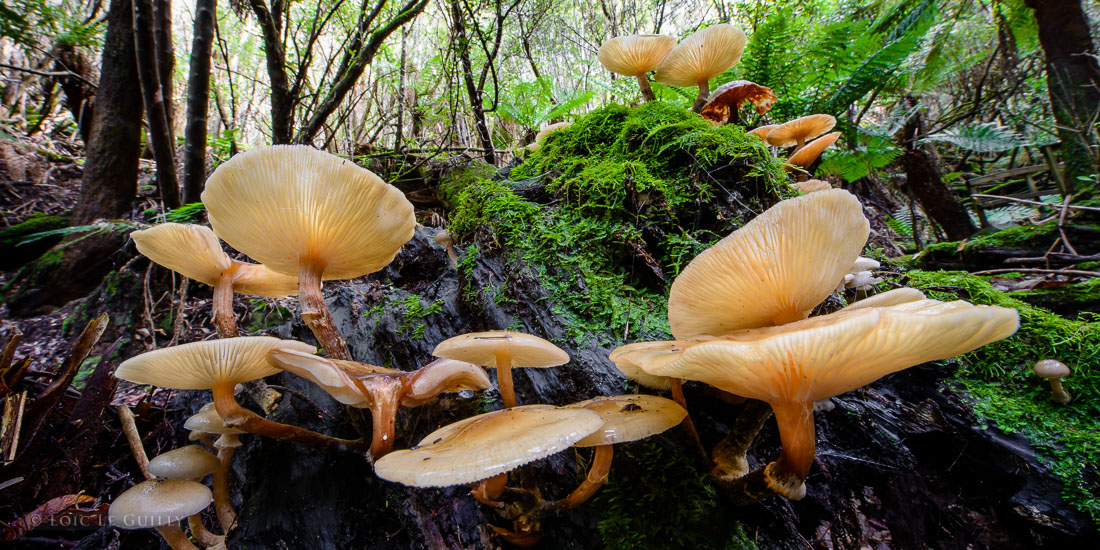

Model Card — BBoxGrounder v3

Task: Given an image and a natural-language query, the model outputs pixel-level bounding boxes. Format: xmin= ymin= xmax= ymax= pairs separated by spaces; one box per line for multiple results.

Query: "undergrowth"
xmin=907 ymin=270 xmax=1100 ymax=524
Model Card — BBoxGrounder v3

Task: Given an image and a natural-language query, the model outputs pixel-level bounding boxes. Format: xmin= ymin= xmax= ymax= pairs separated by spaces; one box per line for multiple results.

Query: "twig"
xmin=972 ymin=268 xmax=1100 ymax=277
xmin=1058 ymin=194 xmax=1079 ymax=255
xmin=0 ymin=61 xmax=97 ymax=89
xmin=970 ymin=194 xmax=1100 ymax=212
xmin=116 ymin=405 xmax=153 ymax=480
xmin=142 ymin=263 xmax=156 ymax=350
xmin=1006 ymin=252 xmax=1100 ymax=265
xmin=170 ymin=278 xmax=189 ymax=347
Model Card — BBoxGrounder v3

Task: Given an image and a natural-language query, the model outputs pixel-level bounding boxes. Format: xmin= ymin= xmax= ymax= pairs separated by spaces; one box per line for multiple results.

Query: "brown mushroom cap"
xmin=655 ymin=24 xmax=747 ymax=87
xmin=373 ymin=405 xmax=603 ymax=487
xmin=108 ymin=479 xmax=213 ymax=529
xmin=839 ymin=287 xmax=926 ymax=312
xmin=1033 ymin=359 xmax=1070 ymax=379
xmin=115 ymin=337 xmax=315 ymax=390
xmin=667 ymin=189 xmax=870 ymax=339
xmin=569 ymin=394 xmax=687 ymax=447
xmin=184 ymin=403 xmax=245 ymax=435
xmin=700 ymin=80 xmax=777 ymax=122
xmin=147 ymin=445 xmax=220 ymax=480
xmin=618 ymin=299 xmax=1019 ymax=404
xmin=403 ymin=358 xmax=492 ymax=405
xmin=432 ymin=331 xmax=569 ymax=369
xmin=747 ymin=125 xmax=779 ymax=141
xmin=597 ymin=34 xmax=677 ymax=76
xmin=201 ymin=145 xmax=416 ymax=280
xmin=766 ymin=115 xmax=836 ymax=147
xmin=788 ymin=131 xmax=841 ymax=169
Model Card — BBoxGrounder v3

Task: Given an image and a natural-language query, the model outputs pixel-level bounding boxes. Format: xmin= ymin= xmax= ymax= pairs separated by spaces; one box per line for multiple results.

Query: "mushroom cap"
xmin=403 ymin=358 xmax=492 ymax=406
xmin=201 ymin=145 xmax=416 ymax=280
xmin=700 ymin=80 xmax=777 ymax=122
xmin=184 ymin=403 xmax=245 ymax=435
xmin=851 ymin=256 xmax=881 ymax=272
xmin=611 ymin=356 xmax=672 ymax=391
xmin=268 ymin=348 xmax=402 ymax=407
xmin=667 ymin=189 xmax=870 ymax=339
xmin=569 ymin=394 xmax=687 ymax=447
xmin=597 ymin=34 xmax=677 ymax=76
xmin=794 ymin=179 xmax=832 ymax=194
xmin=839 ymin=287 xmax=926 ymax=312
xmin=843 ymin=271 xmax=881 ymax=290
xmin=787 ymin=131 xmax=841 ymax=169
xmin=1033 ymin=359 xmax=1070 ymax=379
xmin=434 ymin=230 xmax=453 ymax=247
xmin=116 ymin=337 xmax=315 ymax=390
xmin=131 ymin=223 xmax=231 ymax=287
xmin=108 ymin=479 xmax=212 ymax=529
xmin=655 ymin=24 xmax=747 ymax=87
xmin=373 ymin=405 xmax=603 ymax=487
xmin=433 ymin=331 xmax=569 ymax=369
xmin=747 ymin=125 xmax=778 ymax=140
xmin=147 ymin=445 xmax=219 ymax=480
xmin=229 ymin=263 xmax=300 ymax=298
xmin=766 ymin=115 xmax=836 ymax=147
xmin=535 ymin=122 xmax=572 ymax=145
xmin=214 ymin=434 xmax=242 ymax=449
xmin=616 ymin=299 xmax=1019 ymax=405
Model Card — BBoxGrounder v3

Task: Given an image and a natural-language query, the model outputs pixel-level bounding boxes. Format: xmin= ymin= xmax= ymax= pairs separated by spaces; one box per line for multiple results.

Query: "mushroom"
xmin=766 ymin=114 xmax=836 ymax=152
xmin=667 ymin=189 xmax=870 ymax=339
xmin=1033 ymin=359 xmax=1072 ymax=404
xmin=655 ymin=24 xmax=747 ymax=112
xmin=146 ymin=445 xmax=222 ymax=545
xmin=115 ymin=337 xmax=366 ymax=452
xmin=611 ymin=299 xmax=1019 ymax=499
xmin=108 ymin=479 xmax=213 ymax=550
xmin=434 ymin=229 xmax=459 ymax=268
xmin=597 ymin=34 xmax=677 ymax=102
xmin=793 ymin=179 xmax=832 ymax=194
xmin=699 ymin=80 xmax=777 ymax=124
xmin=787 ymin=131 xmax=841 ymax=179
xmin=268 ymin=349 xmax=491 ymax=458
xmin=183 ymin=403 xmax=246 ymax=531
xmin=201 ymin=145 xmax=416 ymax=360
xmin=527 ymin=121 xmax=573 ymax=151
xmin=747 ymin=124 xmax=778 ymax=141
xmin=433 ymin=331 xmax=569 ymax=408
xmin=131 ymin=223 xmax=298 ymax=338
xmin=839 ymin=287 xmax=926 ymax=311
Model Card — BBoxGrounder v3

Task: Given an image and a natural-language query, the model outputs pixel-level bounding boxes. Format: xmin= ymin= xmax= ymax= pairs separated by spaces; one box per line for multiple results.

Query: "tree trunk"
xmin=181 ymin=0 xmax=217 ymax=203
xmin=902 ymin=96 xmax=978 ymax=241
xmin=133 ymin=0 xmax=180 ymax=209
xmin=450 ymin=0 xmax=496 ymax=165
xmin=53 ymin=45 xmax=96 ymax=143
xmin=1025 ymin=0 xmax=1100 ymax=190
xmin=153 ymin=0 xmax=175 ymax=130
xmin=248 ymin=0 xmax=294 ymax=145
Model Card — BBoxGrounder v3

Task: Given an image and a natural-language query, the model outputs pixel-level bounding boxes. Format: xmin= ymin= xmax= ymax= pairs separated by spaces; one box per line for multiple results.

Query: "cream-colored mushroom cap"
xmin=374 ymin=405 xmax=603 ymax=487
xmin=788 ymin=131 xmax=841 ymax=169
xmin=621 ymin=300 xmax=1019 ymax=404
xmin=598 ymin=34 xmax=676 ymax=76
xmin=655 ymin=24 xmax=747 ymax=86
xmin=404 ymin=358 xmax=491 ymax=404
xmin=108 ymin=479 xmax=213 ymax=529
xmin=794 ymin=179 xmax=832 ymax=194
xmin=433 ymin=331 xmax=569 ymax=368
xmin=184 ymin=403 xmax=245 ymax=435
xmin=668 ymin=189 xmax=869 ymax=339
xmin=229 ymin=263 xmax=299 ymax=298
xmin=608 ymin=340 xmax=699 ymax=390
xmin=612 ymin=358 xmax=671 ymax=391
xmin=570 ymin=394 xmax=686 ymax=447
xmin=132 ymin=224 xmax=230 ymax=286
xmin=840 ymin=287 xmax=926 ymax=312
xmin=147 ymin=445 xmax=219 ymax=480
xmin=201 ymin=145 xmax=416 ymax=280
xmin=766 ymin=115 xmax=837 ymax=147
xmin=268 ymin=348 xmax=401 ymax=407
xmin=535 ymin=122 xmax=572 ymax=145
xmin=747 ymin=125 xmax=778 ymax=141
xmin=851 ymin=257 xmax=880 ymax=272
xmin=116 ymin=337 xmax=315 ymax=390
xmin=1033 ymin=359 xmax=1070 ymax=379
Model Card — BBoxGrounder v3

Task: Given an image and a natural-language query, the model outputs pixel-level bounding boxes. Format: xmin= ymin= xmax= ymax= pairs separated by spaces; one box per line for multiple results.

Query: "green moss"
xmin=397 ymin=294 xmax=445 ymax=339
xmin=913 ymin=223 xmax=1062 ymax=261
xmin=0 ymin=213 xmax=68 ymax=248
xmin=443 ymin=103 xmax=788 ymax=345
xmin=906 ymin=270 xmax=1100 ymax=524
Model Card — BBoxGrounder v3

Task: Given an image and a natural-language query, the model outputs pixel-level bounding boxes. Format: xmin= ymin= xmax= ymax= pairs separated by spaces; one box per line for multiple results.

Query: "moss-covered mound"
xmin=441 ymin=102 xmax=789 ymax=345
xmin=907 ymin=270 xmax=1100 ymax=524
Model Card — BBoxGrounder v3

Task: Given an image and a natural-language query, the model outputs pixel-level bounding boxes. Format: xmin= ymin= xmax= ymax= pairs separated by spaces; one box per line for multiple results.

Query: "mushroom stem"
xmin=792 ymin=137 xmax=807 ymax=154
xmin=669 ymin=378 xmax=710 ymax=467
xmin=116 ymin=405 xmax=153 ymax=480
xmin=635 ymin=73 xmax=656 ymax=102
xmin=542 ymin=444 xmax=614 ymax=513
xmin=366 ymin=382 xmax=402 ymax=459
xmin=298 ymin=258 xmax=351 ymax=360
xmin=1049 ymin=379 xmax=1072 ymax=405
xmin=212 ymin=273 xmax=238 ymax=338
xmin=692 ymin=79 xmax=710 ymax=113
xmin=188 ymin=515 xmax=221 ymax=547
xmin=213 ymin=446 xmax=237 ymax=532
xmin=766 ymin=400 xmax=815 ymax=499
xmin=154 ymin=525 xmax=201 ymax=550
xmin=212 ymin=383 xmax=366 ymax=453
xmin=495 ymin=353 xmax=517 ymax=408
xmin=192 ymin=432 xmax=217 ymax=450
xmin=711 ymin=399 xmax=773 ymax=481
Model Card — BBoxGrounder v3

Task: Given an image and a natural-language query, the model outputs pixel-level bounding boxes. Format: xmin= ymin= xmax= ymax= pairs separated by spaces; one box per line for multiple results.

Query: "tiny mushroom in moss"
xmin=1033 ymin=359 xmax=1072 ymax=405
xmin=766 ymin=114 xmax=836 ymax=152
xmin=527 ymin=121 xmax=573 ymax=151
xmin=108 ymin=479 xmax=213 ymax=550
xmin=699 ymin=80 xmax=777 ymax=124
xmin=655 ymin=24 xmax=747 ymax=112
xmin=131 ymin=223 xmax=298 ymax=338
xmin=433 ymin=330 xmax=569 ymax=408
xmin=146 ymin=445 xmax=222 ymax=546
xmin=597 ymin=34 xmax=677 ymax=102
xmin=184 ymin=403 xmax=245 ymax=531
xmin=201 ymin=145 xmax=416 ymax=360
xmin=434 ymin=229 xmax=459 ymax=267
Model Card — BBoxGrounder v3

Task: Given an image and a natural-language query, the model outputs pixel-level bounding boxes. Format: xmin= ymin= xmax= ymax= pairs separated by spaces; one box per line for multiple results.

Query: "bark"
xmin=1025 ymin=0 xmax=1100 ymax=191
xmin=181 ymin=0 xmax=217 ymax=203
xmin=133 ymin=0 xmax=181 ymax=209
xmin=247 ymin=0 xmax=293 ymax=144
xmin=153 ymin=0 xmax=175 ymax=130
xmin=902 ymin=96 xmax=978 ymax=241
xmin=450 ymin=0 xmax=496 ymax=165
xmin=53 ymin=45 xmax=96 ymax=143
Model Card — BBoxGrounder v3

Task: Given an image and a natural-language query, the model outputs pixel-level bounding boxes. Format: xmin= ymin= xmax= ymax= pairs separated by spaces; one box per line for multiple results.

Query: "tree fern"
xmin=922 ymin=122 xmax=1028 ymax=153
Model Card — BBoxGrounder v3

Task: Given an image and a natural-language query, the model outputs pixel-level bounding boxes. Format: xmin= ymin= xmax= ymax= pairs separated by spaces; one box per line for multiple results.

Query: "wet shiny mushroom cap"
xmin=766 ymin=115 xmax=836 ymax=147
xmin=268 ymin=348 xmax=402 ymax=407
xmin=108 ymin=479 xmax=213 ymax=529
xmin=1033 ymin=359 xmax=1070 ymax=379
xmin=433 ymin=331 xmax=569 ymax=369
xmin=115 ymin=337 xmax=315 ymax=390
xmin=655 ymin=24 xmax=747 ymax=87
xmin=569 ymin=394 xmax=687 ymax=447
xmin=597 ymin=34 xmax=677 ymax=76
xmin=184 ymin=403 xmax=245 ymax=435
xmin=147 ymin=445 xmax=220 ymax=480
xmin=373 ymin=405 xmax=603 ymax=487
xmin=788 ymin=131 xmax=841 ymax=169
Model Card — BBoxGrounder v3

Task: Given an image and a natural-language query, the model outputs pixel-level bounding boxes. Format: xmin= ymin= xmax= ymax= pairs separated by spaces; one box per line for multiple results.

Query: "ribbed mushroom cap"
xmin=700 ymin=80 xmax=777 ymax=122
xmin=373 ymin=405 xmax=603 ymax=487
xmin=597 ymin=34 xmax=676 ymax=76
xmin=788 ymin=131 xmax=841 ymax=169
xmin=1033 ymin=359 xmax=1070 ymax=379
xmin=115 ymin=337 xmax=315 ymax=390
xmin=839 ymin=287 xmax=926 ymax=312
xmin=147 ymin=445 xmax=219 ymax=480
xmin=609 ymin=340 xmax=697 ymax=390
xmin=766 ymin=115 xmax=836 ymax=147
xmin=108 ymin=479 xmax=212 ymax=529
xmin=230 ymin=263 xmax=299 ymax=298
xmin=570 ymin=394 xmax=686 ymax=447
xmin=404 ymin=358 xmax=491 ymax=405
xmin=268 ymin=348 xmax=402 ymax=407
xmin=668 ymin=189 xmax=869 ymax=339
xmin=201 ymin=145 xmax=416 ymax=280
xmin=747 ymin=125 xmax=778 ymax=140
xmin=132 ymin=223 xmax=230 ymax=286
xmin=535 ymin=122 xmax=572 ymax=145
xmin=619 ymin=300 xmax=1019 ymax=404
xmin=655 ymin=24 xmax=747 ymax=87
xmin=184 ymin=403 xmax=245 ymax=435
xmin=611 ymin=358 xmax=671 ymax=391
xmin=794 ymin=179 xmax=832 ymax=194
xmin=433 ymin=331 xmax=569 ymax=369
